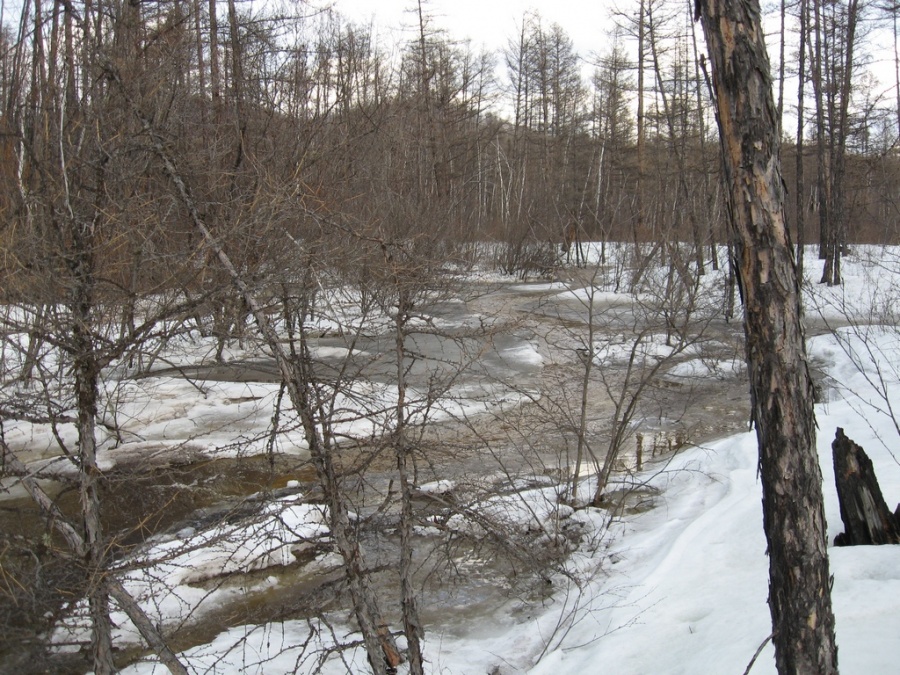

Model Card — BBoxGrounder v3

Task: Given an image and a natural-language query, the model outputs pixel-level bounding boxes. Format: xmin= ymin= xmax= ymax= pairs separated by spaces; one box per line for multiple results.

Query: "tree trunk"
xmin=70 ymin=196 xmax=115 ymax=675
xmin=832 ymin=427 xmax=900 ymax=546
xmin=826 ymin=0 xmax=860 ymax=288
xmin=571 ymin=285 xmax=595 ymax=502
xmin=393 ymin=289 xmax=425 ymax=675
xmin=208 ymin=0 xmax=221 ymax=109
xmin=635 ymin=0 xmax=646 ymax=247
xmin=810 ymin=0 xmax=830 ymax=266
xmin=894 ymin=7 xmax=900 ymax=143
xmin=795 ymin=0 xmax=808 ymax=278
xmin=193 ymin=0 xmax=206 ymax=118
xmin=694 ymin=1 xmax=839 ymax=673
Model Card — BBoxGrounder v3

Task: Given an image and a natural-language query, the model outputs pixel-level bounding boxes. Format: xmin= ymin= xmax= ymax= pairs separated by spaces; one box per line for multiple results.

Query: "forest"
xmin=1 ymin=0 xmax=900 ymax=673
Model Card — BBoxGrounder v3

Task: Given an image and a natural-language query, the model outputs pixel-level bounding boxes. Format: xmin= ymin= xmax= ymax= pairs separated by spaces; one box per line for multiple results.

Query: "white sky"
xmin=326 ymin=1 xmax=900 ymax=103
xmin=326 ymin=0 xmax=621 ymax=59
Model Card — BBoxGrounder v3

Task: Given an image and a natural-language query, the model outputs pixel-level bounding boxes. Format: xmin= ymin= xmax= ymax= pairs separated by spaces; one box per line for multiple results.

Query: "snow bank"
xmin=54 ymin=496 xmax=335 ymax=651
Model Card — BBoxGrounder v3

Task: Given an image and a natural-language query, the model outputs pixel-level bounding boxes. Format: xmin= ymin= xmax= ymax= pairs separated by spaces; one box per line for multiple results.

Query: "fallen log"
xmin=832 ymin=427 xmax=900 ymax=546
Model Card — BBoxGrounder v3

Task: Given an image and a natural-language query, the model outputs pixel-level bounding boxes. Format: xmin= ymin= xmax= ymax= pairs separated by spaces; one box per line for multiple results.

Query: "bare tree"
xmin=811 ymin=0 xmax=866 ymax=285
xmin=695 ymin=0 xmax=839 ymax=671
xmin=0 ymin=2 xmax=212 ymax=670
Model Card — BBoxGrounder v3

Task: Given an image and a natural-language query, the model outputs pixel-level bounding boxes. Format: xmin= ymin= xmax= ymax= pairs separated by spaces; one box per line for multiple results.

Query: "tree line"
xmin=2 ymin=0 xmax=900 ymax=299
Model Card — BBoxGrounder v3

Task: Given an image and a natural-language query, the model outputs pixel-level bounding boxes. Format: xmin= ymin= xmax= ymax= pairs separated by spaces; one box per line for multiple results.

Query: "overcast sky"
xmin=327 ymin=0 xmax=620 ymax=59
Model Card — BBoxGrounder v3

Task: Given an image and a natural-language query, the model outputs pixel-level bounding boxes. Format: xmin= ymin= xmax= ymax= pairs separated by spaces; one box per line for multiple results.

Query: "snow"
xmin=500 ymin=343 xmax=544 ymax=367
xmin=417 ymin=479 xmax=456 ymax=494
xmin=666 ymin=356 xmax=745 ymax=380
xmin=510 ymin=252 xmax=900 ymax=675
xmin=593 ymin=333 xmax=680 ymax=365
xmin=53 ymin=496 xmax=337 ymax=651
xmin=8 ymin=247 xmax=900 ymax=673
xmin=555 ymin=287 xmax=633 ymax=305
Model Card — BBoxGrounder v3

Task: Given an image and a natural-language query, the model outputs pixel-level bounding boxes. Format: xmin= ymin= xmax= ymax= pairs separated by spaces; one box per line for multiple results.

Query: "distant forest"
xmin=0 ymin=0 xmax=896 ymax=294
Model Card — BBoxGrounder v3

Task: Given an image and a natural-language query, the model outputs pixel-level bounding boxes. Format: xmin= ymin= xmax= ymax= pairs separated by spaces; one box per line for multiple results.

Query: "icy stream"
xmin=2 ymin=275 xmax=755 ymax=672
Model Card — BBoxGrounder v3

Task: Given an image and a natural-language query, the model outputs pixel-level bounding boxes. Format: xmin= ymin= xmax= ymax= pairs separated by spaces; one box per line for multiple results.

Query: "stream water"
xmin=1 ymin=277 xmax=755 ymax=672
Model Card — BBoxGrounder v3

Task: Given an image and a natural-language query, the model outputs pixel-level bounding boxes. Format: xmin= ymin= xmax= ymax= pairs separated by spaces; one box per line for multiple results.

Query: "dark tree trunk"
xmin=811 ymin=0 xmax=830 ymax=265
xmin=795 ymin=0 xmax=808 ymax=277
xmin=69 ymin=204 xmax=115 ymax=674
xmin=832 ymin=427 xmax=900 ymax=546
xmin=694 ymin=1 xmax=839 ymax=673
xmin=393 ymin=288 xmax=425 ymax=675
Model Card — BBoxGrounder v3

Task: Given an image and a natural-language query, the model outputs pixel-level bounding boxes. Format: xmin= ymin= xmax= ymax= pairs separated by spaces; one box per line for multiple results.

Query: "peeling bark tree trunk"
xmin=832 ymin=427 xmax=900 ymax=546
xmin=694 ymin=1 xmax=839 ymax=673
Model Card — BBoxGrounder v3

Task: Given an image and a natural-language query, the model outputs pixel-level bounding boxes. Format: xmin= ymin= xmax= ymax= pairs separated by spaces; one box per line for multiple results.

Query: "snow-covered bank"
xmin=54 ymin=495 xmax=337 ymax=653
xmin=120 ymin=324 xmax=900 ymax=674
xmin=521 ymin=327 xmax=900 ymax=675
xmin=121 ymin=249 xmax=900 ymax=674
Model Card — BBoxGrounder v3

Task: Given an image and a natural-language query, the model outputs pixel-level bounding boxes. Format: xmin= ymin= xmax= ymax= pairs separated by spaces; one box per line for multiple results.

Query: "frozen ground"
xmin=112 ymin=248 xmax=900 ymax=674
xmin=5 ymin=246 xmax=900 ymax=673
xmin=118 ymin=322 xmax=900 ymax=674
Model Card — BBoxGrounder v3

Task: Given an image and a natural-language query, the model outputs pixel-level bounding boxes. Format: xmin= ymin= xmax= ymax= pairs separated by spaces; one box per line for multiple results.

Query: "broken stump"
xmin=832 ymin=427 xmax=900 ymax=546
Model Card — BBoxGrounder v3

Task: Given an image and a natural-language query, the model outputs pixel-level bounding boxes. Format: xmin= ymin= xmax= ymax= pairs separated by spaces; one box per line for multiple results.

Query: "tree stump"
xmin=832 ymin=427 xmax=900 ymax=546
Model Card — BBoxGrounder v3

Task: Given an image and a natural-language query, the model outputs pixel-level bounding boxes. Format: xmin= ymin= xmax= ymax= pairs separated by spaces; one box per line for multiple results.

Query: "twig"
xmin=742 ymin=633 xmax=774 ymax=675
